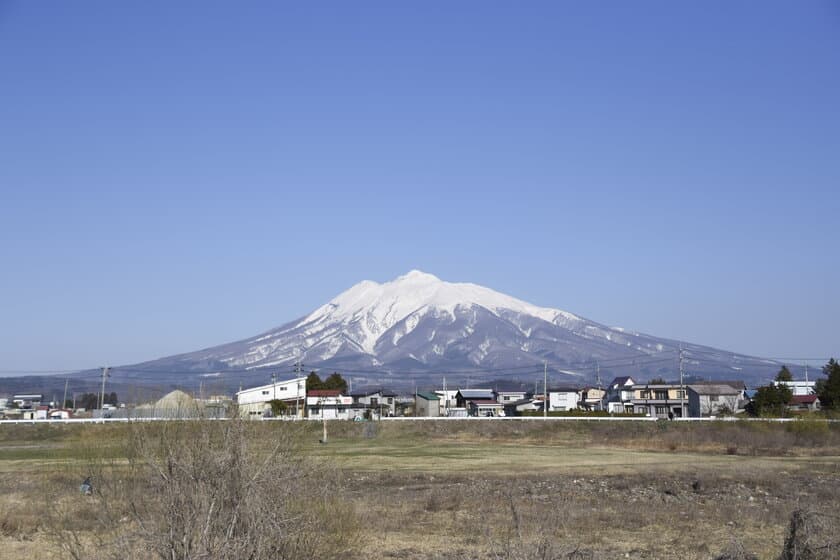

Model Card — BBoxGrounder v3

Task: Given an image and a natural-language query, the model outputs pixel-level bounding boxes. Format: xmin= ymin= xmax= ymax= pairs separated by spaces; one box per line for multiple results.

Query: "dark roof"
xmin=791 ymin=395 xmax=819 ymax=405
xmin=416 ymin=392 xmax=440 ymax=401
xmin=468 ymin=399 xmax=502 ymax=405
xmin=549 ymin=385 xmax=580 ymax=393
xmin=350 ymin=388 xmax=397 ymax=398
xmin=609 ymin=376 xmax=633 ymax=387
xmin=457 ymin=389 xmax=495 ymax=399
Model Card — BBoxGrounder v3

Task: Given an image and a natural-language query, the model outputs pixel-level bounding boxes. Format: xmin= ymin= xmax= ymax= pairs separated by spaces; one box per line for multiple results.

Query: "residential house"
xmin=12 ymin=394 xmax=42 ymax=410
xmin=496 ymin=390 xmax=528 ymax=405
xmin=453 ymin=389 xmax=503 ymax=416
xmin=774 ymin=380 xmax=816 ymax=396
xmin=687 ymin=384 xmax=741 ymax=417
xmin=502 ymin=398 xmax=539 ymax=417
xmin=579 ymin=387 xmax=606 ymax=411
xmin=789 ymin=394 xmax=821 ymax=412
xmin=415 ymin=392 xmax=440 ymax=417
xmin=455 ymin=389 xmax=496 ymax=408
xmin=305 ymin=389 xmax=354 ymax=420
xmin=603 ymin=377 xmax=635 ymax=413
xmin=236 ymin=377 xmax=306 ymax=418
xmin=48 ymin=409 xmax=73 ymax=420
xmin=351 ymin=389 xmax=398 ymax=417
xmin=434 ymin=390 xmax=459 ymax=415
xmin=548 ymin=386 xmax=580 ymax=411
xmin=631 ymin=384 xmax=687 ymax=418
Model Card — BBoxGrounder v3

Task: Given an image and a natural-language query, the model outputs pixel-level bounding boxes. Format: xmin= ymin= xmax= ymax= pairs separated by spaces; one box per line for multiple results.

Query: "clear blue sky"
xmin=1 ymin=1 xmax=838 ymax=372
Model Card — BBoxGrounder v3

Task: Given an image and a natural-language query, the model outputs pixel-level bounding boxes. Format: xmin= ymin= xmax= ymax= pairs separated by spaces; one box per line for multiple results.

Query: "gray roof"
xmin=688 ymin=384 xmax=741 ymax=395
xmin=457 ymin=389 xmax=495 ymax=399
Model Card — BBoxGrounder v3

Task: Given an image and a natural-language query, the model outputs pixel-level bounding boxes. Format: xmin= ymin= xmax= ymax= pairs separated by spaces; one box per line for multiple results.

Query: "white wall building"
xmin=305 ymin=390 xmax=354 ymax=420
xmin=774 ymin=380 xmax=816 ymax=396
xmin=236 ymin=377 xmax=306 ymax=418
xmin=548 ymin=387 xmax=580 ymax=411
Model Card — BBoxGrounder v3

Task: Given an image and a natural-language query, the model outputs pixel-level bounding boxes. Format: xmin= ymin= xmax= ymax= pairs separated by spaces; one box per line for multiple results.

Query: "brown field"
xmin=1 ymin=419 xmax=839 ymax=559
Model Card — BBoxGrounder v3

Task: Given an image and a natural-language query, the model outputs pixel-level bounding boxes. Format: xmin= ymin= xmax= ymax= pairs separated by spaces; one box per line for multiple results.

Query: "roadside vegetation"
xmin=1 ymin=417 xmax=839 ymax=558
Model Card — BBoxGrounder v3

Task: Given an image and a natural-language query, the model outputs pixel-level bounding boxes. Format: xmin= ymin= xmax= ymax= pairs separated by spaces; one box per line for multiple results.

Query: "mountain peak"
xmin=395 ymin=269 xmax=441 ymax=284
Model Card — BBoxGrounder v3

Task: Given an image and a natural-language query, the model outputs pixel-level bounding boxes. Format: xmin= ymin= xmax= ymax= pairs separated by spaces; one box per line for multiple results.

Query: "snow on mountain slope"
xmin=122 ymin=270 xmax=784 ymax=387
xmin=295 ymin=270 xmax=583 ymax=355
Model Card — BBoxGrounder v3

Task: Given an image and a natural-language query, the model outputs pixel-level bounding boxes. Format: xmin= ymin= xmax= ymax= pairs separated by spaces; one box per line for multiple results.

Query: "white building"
xmin=305 ymin=389 xmax=354 ymax=419
xmin=236 ymin=377 xmax=306 ymax=418
xmin=434 ymin=390 xmax=458 ymax=415
xmin=774 ymin=380 xmax=816 ymax=396
xmin=548 ymin=386 xmax=580 ymax=411
xmin=496 ymin=391 xmax=528 ymax=404
xmin=603 ymin=376 xmax=636 ymax=413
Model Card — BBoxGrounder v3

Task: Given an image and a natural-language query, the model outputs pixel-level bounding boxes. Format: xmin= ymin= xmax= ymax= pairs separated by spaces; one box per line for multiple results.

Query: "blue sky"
xmin=1 ymin=1 xmax=838 ymax=372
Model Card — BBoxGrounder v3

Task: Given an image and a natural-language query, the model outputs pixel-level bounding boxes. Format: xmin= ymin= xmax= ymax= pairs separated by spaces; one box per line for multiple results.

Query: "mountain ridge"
xmin=109 ymin=270 xmax=789 ymax=390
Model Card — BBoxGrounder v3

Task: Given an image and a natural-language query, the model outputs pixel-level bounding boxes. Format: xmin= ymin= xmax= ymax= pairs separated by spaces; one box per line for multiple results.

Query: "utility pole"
xmin=99 ymin=367 xmax=110 ymax=411
xmin=596 ymin=361 xmax=602 ymax=411
xmin=543 ymin=361 xmax=548 ymax=419
xmin=805 ymin=362 xmax=809 ymax=384
xmin=62 ymin=378 xmax=69 ymax=409
xmin=443 ymin=376 xmax=447 ymax=416
xmin=678 ymin=345 xmax=685 ymax=418
xmin=271 ymin=372 xmax=277 ymax=401
xmin=293 ymin=362 xmax=304 ymax=419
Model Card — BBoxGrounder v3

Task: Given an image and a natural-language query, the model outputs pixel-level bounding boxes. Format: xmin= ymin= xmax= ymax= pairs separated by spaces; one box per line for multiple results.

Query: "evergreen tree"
xmin=816 ymin=358 xmax=840 ymax=411
xmin=750 ymin=383 xmax=792 ymax=417
xmin=306 ymin=372 xmax=323 ymax=391
xmin=775 ymin=366 xmax=793 ymax=382
xmin=322 ymin=372 xmax=348 ymax=393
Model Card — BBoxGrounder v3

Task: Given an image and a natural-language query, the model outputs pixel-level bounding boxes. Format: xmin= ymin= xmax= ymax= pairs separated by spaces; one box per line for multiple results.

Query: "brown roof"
xmin=791 ymin=395 xmax=819 ymax=405
xmin=308 ymin=389 xmax=342 ymax=397
xmin=469 ymin=399 xmax=501 ymax=405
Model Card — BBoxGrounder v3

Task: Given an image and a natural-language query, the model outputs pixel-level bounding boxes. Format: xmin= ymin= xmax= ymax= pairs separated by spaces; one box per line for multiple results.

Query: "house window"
xmin=710 ymin=395 xmax=719 ymax=402
xmin=655 ymin=406 xmax=668 ymax=415
xmin=640 ymin=390 xmax=651 ymax=399
xmin=676 ymin=390 xmax=686 ymax=399
xmin=279 ymin=386 xmax=287 ymax=391
xmin=262 ymin=390 xmax=269 ymax=395
xmin=654 ymin=390 xmax=667 ymax=400
xmin=387 ymin=398 xmax=393 ymax=404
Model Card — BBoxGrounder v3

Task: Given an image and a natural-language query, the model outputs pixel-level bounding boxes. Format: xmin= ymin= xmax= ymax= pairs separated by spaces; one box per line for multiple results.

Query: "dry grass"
xmin=1 ymin=418 xmax=839 ymax=559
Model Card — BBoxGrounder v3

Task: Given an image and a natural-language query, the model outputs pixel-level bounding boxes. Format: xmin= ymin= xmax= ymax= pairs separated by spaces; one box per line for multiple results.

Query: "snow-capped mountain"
xmin=120 ymin=270 xmax=788 ymax=388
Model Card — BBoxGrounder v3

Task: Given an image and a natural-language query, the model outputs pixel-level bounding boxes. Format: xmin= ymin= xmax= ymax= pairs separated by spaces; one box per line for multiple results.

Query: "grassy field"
xmin=1 ymin=419 xmax=839 ymax=559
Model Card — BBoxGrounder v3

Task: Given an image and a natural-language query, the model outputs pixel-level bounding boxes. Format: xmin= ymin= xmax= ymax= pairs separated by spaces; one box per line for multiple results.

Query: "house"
xmin=48 ymin=409 xmax=73 ymax=420
xmin=496 ymin=390 xmax=528 ymax=405
xmin=435 ymin=390 xmax=458 ymax=416
xmin=579 ymin=387 xmax=606 ymax=410
xmin=415 ymin=392 xmax=440 ymax=417
xmin=455 ymin=389 xmax=496 ymax=408
xmin=434 ymin=390 xmax=459 ymax=415
xmin=35 ymin=405 xmax=50 ymax=420
xmin=12 ymin=394 xmax=42 ymax=410
xmin=502 ymin=398 xmax=540 ymax=417
xmin=454 ymin=389 xmax=502 ymax=416
xmin=351 ymin=389 xmax=398 ymax=417
xmin=236 ymin=377 xmax=306 ymax=418
xmin=631 ymin=384 xmax=686 ymax=418
xmin=774 ymin=380 xmax=816 ymax=396
xmin=687 ymin=385 xmax=741 ymax=417
xmin=305 ymin=389 xmax=354 ymax=420
xmin=468 ymin=399 xmax=503 ymax=417
xmin=789 ymin=394 xmax=821 ymax=412
xmin=548 ymin=386 xmax=580 ymax=411
xmin=603 ymin=377 xmax=635 ymax=413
